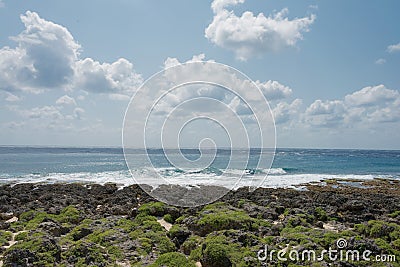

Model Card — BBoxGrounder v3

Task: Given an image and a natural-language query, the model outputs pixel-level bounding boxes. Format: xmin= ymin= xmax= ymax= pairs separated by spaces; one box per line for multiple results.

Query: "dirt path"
xmin=156 ymin=218 xmax=172 ymax=231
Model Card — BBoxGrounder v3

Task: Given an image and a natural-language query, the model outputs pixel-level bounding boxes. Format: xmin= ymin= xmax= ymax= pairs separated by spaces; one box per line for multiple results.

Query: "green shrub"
xmin=6 ymin=232 xmax=61 ymax=266
xmin=15 ymin=231 xmax=29 ymax=241
xmin=388 ymin=210 xmax=400 ymax=218
xmin=163 ymin=214 xmax=174 ymax=224
xmin=149 ymin=252 xmax=196 ymax=267
xmin=314 ymin=207 xmax=328 ymax=221
xmin=196 ymin=203 xmax=255 ymax=235
xmin=57 ymin=206 xmax=80 ymax=224
xmin=0 ymin=230 xmax=12 ymax=246
xmin=138 ymin=202 xmax=166 ymax=216
xmin=202 ymin=241 xmax=232 ymax=267
xmin=182 ymin=235 xmax=202 ymax=255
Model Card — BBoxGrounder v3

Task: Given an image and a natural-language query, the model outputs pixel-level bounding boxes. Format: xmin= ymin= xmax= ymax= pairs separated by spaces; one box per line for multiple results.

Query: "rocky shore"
xmin=0 ymin=179 xmax=399 ymax=266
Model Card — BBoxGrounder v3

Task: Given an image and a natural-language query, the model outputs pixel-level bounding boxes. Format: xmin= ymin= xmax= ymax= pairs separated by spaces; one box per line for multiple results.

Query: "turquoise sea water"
xmin=0 ymin=147 xmax=399 ymax=188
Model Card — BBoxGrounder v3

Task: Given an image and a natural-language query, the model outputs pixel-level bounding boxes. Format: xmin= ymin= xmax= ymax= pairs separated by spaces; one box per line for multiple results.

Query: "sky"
xmin=0 ymin=0 xmax=399 ymax=149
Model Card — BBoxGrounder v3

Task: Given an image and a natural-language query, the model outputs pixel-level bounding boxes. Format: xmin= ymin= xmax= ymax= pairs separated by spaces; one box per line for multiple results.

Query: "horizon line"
xmin=0 ymin=145 xmax=399 ymax=152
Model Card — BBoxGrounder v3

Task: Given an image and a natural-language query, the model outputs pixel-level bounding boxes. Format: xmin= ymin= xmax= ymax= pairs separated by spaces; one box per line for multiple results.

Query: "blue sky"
xmin=0 ymin=0 xmax=399 ymax=149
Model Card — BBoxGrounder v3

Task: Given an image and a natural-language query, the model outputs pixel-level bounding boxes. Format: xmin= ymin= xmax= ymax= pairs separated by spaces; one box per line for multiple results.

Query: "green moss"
xmin=107 ymin=245 xmax=123 ymax=260
xmin=286 ymin=215 xmax=310 ymax=228
xmin=138 ymin=202 xmax=166 ymax=216
xmin=7 ymin=232 xmax=60 ymax=266
xmin=237 ymin=199 xmax=247 ymax=208
xmin=198 ymin=232 xmax=260 ymax=267
xmin=61 ymin=218 xmax=93 ymax=244
xmin=169 ymin=225 xmax=186 ymax=238
xmin=163 ymin=214 xmax=174 ymax=224
xmin=23 ymin=211 xmax=53 ymax=230
xmin=388 ymin=210 xmax=400 ymax=218
xmin=0 ymin=230 xmax=12 ymax=246
xmin=196 ymin=203 xmax=255 ymax=235
xmin=355 ymin=220 xmax=400 ymax=242
xmin=149 ymin=252 xmax=196 ymax=267
xmin=57 ymin=205 xmax=80 ymax=224
xmin=138 ymin=237 xmax=153 ymax=254
xmin=189 ymin=246 xmax=202 ymax=262
xmin=15 ymin=231 xmax=29 ymax=241
xmin=63 ymin=240 xmax=107 ymax=265
xmin=128 ymin=211 xmax=175 ymax=258
xmin=86 ymin=229 xmax=117 ymax=245
xmin=392 ymin=239 xmax=400 ymax=249
xmin=202 ymin=236 xmax=232 ymax=267
xmin=18 ymin=206 xmax=82 ymax=231
xmin=375 ymin=238 xmax=393 ymax=252
xmin=175 ymin=215 xmax=186 ymax=224
xmin=182 ymin=235 xmax=202 ymax=255
xmin=146 ymin=231 xmax=176 ymax=254
xmin=314 ymin=207 xmax=328 ymax=221
xmin=8 ymin=221 xmax=25 ymax=232
xmin=142 ymin=220 xmax=164 ymax=232
xmin=116 ymin=218 xmax=137 ymax=232
xmin=133 ymin=213 xmax=158 ymax=224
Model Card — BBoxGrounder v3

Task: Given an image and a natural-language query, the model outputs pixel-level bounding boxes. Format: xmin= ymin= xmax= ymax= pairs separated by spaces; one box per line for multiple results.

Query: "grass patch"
xmin=149 ymin=252 xmax=196 ymax=267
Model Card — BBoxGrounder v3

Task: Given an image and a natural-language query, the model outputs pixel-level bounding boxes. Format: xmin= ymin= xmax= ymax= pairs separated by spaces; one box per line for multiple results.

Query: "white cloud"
xmin=5 ymin=92 xmax=21 ymax=102
xmin=387 ymin=42 xmax=400 ymax=53
xmin=375 ymin=58 xmax=386 ymax=65
xmin=21 ymin=105 xmax=64 ymax=120
xmin=73 ymin=107 xmax=85 ymax=120
xmin=0 ymin=11 xmax=142 ymax=98
xmin=344 ymin=84 xmax=399 ymax=107
xmin=305 ymin=85 xmax=400 ymax=127
xmin=0 ymin=11 xmax=80 ymax=93
xmin=205 ymin=0 xmax=316 ymax=60
xmin=74 ymin=57 xmax=142 ymax=96
xmin=255 ymin=80 xmax=292 ymax=100
xmin=109 ymin=93 xmax=131 ymax=101
xmin=56 ymin=95 xmax=76 ymax=106
xmin=211 ymin=0 xmax=245 ymax=13
xmin=273 ymin=99 xmax=302 ymax=124
xmin=0 ymin=0 xmax=4 ymax=8
xmin=306 ymin=99 xmax=345 ymax=115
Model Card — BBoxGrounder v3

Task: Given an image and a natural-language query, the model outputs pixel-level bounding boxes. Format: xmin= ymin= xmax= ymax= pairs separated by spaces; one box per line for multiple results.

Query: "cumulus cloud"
xmin=305 ymin=85 xmax=400 ymax=127
xmin=0 ymin=11 xmax=79 ymax=93
xmin=387 ymin=42 xmax=400 ymax=53
xmin=205 ymin=0 xmax=316 ymax=60
xmin=255 ymin=80 xmax=292 ymax=101
xmin=306 ymin=100 xmax=345 ymax=115
xmin=20 ymin=105 xmax=64 ymax=120
xmin=344 ymin=84 xmax=399 ymax=107
xmin=211 ymin=0 xmax=245 ymax=13
xmin=0 ymin=11 xmax=142 ymax=98
xmin=162 ymin=54 xmax=292 ymax=102
xmin=273 ymin=99 xmax=302 ymax=124
xmin=56 ymin=95 xmax=76 ymax=106
xmin=74 ymin=57 xmax=142 ymax=96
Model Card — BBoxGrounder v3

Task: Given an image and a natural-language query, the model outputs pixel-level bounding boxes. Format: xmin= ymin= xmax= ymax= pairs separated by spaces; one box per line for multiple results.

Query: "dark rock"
xmin=0 ymin=221 xmax=10 ymax=230
xmin=3 ymin=249 xmax=38 ymax=266
xmin=72 ymin=227 xmax=93 ymax=241
xmin=38 ymin=221 xmax=69 ymax=237
xmin=0 ymin=212 xmax=14 ymax=220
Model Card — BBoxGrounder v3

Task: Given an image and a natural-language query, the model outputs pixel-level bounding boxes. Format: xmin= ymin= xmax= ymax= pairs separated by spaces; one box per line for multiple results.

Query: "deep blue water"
xmin=0 ymin=147 xmax=399 ymax=187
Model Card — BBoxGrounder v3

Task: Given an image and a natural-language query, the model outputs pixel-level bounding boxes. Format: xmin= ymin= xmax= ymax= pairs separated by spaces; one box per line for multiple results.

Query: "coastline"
xmin=1 ymin=178 xmax=399 ymax=266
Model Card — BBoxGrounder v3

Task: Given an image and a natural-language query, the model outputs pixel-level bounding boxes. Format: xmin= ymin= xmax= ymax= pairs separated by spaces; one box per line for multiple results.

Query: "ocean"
xmin=0 ymin=146 xmax=399 ymax=189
